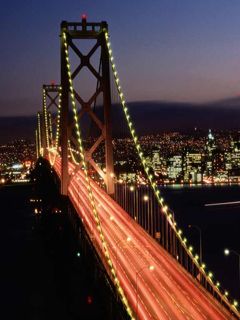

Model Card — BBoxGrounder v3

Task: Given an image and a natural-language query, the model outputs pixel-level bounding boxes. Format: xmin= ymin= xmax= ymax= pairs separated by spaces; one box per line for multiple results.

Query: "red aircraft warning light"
xmin=82 ymin=14 xmax=87 ymax=21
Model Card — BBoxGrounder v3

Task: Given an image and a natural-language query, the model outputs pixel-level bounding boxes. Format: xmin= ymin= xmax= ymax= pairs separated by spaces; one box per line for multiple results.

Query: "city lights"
xmin=0 ymin=140 xmax=35 ymax=184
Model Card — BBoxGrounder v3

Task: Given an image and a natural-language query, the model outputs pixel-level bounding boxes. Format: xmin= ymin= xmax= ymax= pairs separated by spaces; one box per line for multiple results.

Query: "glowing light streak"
xmin=52 ymin=158 xmax=237 ymax=320
xmin=205 ymin=201 xmax=240 ymax=207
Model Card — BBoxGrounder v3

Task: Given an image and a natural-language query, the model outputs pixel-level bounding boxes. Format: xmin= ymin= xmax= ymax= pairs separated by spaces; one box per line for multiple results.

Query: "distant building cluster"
xmin=100 ymin=130 xmax=240 ymax=184
xmin=166 ymin=130 xmax=240 ymax=184
xmin=0 ymin=139 xmax=35 ymax=184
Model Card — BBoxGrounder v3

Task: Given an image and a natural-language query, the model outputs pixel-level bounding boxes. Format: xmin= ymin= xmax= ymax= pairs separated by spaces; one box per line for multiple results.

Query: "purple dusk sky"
xmin=1 ymin=0 xmax=240 ymax=116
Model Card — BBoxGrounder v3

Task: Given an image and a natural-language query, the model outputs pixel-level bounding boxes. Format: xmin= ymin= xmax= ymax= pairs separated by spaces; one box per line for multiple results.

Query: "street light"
xmin=143 ymin=195 xmax=149 ymax=202
xmin=136 ymin=265 xmax=155 ymax=319
xmin=224 ymin=248 xmax=240 ymax=290
xmin=188 ymin=224 xmax=202 ymax=264
xmin=129 ymin=185 xmax=135 ymax=219
xmin=224 ymin=248 xmax=230 ymax=256
xmin=142 ymin=195 xmax=153 ymax=235
xmin=142 ymin=195 xmax=149 ymax=231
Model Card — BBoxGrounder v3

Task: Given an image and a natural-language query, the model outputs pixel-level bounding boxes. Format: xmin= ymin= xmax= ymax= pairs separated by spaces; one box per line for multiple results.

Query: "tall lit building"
xmin=151 ymin=150 xmax=167 ymax=174
xmin=211 ymin=149 xmax=227 ymax=182
xmin=152 ymin=149 xmax=161 ymax=171
xmin=167 ymin=155 xmax=182 ymax=182
xmin=225 ymin=138 xmax=240 ymax=181
xmin=204 ymin=129 xmax=216 ymax=177
xmin=183 ymin=152 xmax=203 ymax=183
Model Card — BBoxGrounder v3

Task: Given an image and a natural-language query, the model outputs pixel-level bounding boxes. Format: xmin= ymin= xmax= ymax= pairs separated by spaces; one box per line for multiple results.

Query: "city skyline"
xmin=3 ymin=129 xmax=240 ymax=186
xmin=2 ymin=1 xmax=240 ymax=116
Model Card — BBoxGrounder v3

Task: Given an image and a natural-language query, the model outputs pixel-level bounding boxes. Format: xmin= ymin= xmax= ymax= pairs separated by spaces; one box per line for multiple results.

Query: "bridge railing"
xmin=114 ymin=182 xmax=240 ymax=319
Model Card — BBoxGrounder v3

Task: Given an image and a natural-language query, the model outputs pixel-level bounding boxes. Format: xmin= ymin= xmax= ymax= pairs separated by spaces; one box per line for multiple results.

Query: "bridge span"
xmin=49 ymin=155 xmax=234 ymax=320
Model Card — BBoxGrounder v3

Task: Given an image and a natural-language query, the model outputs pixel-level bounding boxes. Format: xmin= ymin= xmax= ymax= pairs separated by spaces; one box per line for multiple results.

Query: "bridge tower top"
xmin=61 ymin=18 xmax=108 ymax=36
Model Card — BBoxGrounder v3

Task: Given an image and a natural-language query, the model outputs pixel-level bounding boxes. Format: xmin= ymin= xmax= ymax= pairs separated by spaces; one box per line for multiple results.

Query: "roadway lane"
xmin=52 ymin=157 xmax=236 ymax=320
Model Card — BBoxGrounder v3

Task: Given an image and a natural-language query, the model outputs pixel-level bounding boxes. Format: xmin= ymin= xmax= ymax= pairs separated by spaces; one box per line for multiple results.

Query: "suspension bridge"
xmin=35 ymin=17 xmax=240 ymax=319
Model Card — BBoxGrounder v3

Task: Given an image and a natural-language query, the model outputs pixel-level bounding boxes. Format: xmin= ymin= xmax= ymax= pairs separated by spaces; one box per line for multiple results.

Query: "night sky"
xmin=1 ymin=0 xmax=240 ymax=116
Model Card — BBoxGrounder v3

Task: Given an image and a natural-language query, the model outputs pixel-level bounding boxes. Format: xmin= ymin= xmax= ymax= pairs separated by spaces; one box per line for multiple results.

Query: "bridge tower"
xmin=60 ymin=17 xmax=114 ymax=196
xmin=41 ymin=83 xmax=61 ymax=157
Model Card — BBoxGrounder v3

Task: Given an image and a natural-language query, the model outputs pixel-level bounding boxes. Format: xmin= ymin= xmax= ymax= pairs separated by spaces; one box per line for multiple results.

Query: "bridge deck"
xmin=52 ymin=157 xmax=235 ymax=320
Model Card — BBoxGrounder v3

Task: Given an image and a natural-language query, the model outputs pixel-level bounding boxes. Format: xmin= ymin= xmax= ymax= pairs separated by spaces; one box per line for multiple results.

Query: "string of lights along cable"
xmin=43 ymin=88 xmax=50 ymax=150
xmin=37 ymin=112 xmax=42 ymax=156
xmin=36 ymin=18 xmax=240 ymax=320
xmin=35 ymin=129 xmax=39 ymax=158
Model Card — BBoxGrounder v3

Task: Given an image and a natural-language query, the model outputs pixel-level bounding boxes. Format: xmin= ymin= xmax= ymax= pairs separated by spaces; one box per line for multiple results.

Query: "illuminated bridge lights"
xmin=61 ymin=31 xmax=134 ymax=319
xmin=208 ymin=272 xmax=213 ymax=280
xmin=43 ymin=89 xmax=50 ymax=150
xmin=189 ymin=246 xmax=193 ymax=253
xmin=194 ymin=254 xmax=199 ymax=261
xmin=37 ymin=112 xmax=42 ymax=156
